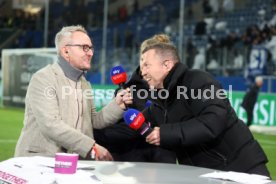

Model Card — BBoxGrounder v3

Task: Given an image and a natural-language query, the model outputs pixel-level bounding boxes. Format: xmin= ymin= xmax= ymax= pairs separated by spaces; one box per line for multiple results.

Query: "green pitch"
xmin=0 ymin=107 xmax=275 ymax=179
xmin=0 ymin=107 xmax=24 ymax=160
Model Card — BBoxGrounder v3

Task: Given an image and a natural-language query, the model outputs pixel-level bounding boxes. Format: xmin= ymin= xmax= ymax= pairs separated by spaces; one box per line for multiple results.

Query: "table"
xmin=80 ymin=161 xmax=276 ymax=184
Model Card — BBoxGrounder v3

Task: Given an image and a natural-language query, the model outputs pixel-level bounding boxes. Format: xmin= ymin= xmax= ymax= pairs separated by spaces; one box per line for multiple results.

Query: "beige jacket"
xmin=14 ymin=62 xmax=123 ymax=158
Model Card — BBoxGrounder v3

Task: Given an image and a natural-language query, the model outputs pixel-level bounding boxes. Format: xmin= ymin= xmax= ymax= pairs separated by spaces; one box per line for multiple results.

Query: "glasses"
xmin=66 ymin=44 xmax=94 ymax=53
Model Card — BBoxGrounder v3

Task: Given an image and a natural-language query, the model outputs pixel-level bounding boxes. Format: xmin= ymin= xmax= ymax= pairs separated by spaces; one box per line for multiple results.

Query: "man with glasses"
xmin=15 ymin=25 xmax=133 ymax=161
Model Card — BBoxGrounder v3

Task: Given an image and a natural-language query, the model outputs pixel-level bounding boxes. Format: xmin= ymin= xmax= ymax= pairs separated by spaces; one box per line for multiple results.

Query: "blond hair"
xmin=140 ymin=34 xmax=180 ymax=63
xmin=140 ymin=34 xmax=172 ymax=54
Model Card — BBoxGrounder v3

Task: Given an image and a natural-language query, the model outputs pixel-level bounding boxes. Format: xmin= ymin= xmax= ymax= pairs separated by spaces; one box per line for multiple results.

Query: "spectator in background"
xmin=220 ymin=31 xmax=239 ymax=50
xmin=192 ymin=48 xmax=205 ymax=70
xmin=269 ymin=14 xmax=276 ymax=26
xmin=222 ymin=0 xmax=234 ymax=13
xmin=185 ymin=38 xmax=197 ymax=68
xmin=164 ymin=24 xmax=172 ymax=37
xmin=265 ymin=26 xmax=276 ymax=66
xmin=241 ymin=76 xmax=263 ymax=127
xmin=202 ymin=0 xmax=212 ymax=15
xmin=206 ymin=35 xmax=219 ymax=65
xmin=245 ymin=34 xmax=269 ymax=86
xmin=242 ymin=25 xmax=261 ymax=46
xmin=118 ymin=5 xmax=127 ymax=22
xmin=194 ymin=18 xmax=207 ymax=36
xmin=204 ymin=17 xmax=215 ymax=35
xmin=233 ymin=50 xmax=244 ymax=69
xmin=207 ymin=58 xmax=220 ymax=72
xmin=209 ymin=0 xmax=219 ymax=16
xmin=14 ymin=25 xmax=132 ymax=160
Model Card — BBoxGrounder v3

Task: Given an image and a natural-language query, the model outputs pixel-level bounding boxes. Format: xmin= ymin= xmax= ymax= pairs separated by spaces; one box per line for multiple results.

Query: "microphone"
xmin=145 ymin=100 xmax=152 ymax=108
xmin=110 ymin=65 xmax=127 ymax=89
xmin=123 ymin=108 xmax=153 ymax=137
xmin=110 ymin=65 xmax=129 ymax=109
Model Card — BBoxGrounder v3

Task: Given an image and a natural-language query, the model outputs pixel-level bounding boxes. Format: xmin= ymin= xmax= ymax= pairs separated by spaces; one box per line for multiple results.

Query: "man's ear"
xmin=164 ymin=60 xmax=174 ymax=71
xmin=61 ymin=47 xmax=69 ymax=57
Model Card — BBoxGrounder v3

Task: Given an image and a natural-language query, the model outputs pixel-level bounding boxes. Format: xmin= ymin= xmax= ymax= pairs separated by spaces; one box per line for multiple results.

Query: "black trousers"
xmin=94 ymin=128 xmax=176 ymax=163
xmin=111 ymin=142 xmax=176 ymax=163
xmin=245 ymin=108 xmax=253 ymax=127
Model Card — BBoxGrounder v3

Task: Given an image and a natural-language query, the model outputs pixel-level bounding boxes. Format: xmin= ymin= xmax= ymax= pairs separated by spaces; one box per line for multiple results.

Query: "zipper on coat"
xmin=152 ymin=101 xmax=167 ymax=124
xmin=163 ymin=98 xmax=168 ymax=124
xmin=163 ymin=109 xmax=168 ymax=124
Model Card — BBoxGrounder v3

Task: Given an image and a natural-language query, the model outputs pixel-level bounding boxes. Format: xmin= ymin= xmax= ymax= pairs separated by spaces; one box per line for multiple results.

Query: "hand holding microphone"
xmin=110 ymin=65 xmax=132 ymax=109
xmin=123 ymin=108 xmax=153 ymax=138
xmin=115 ymin=88 xmax=133 ymax=110
xmin=141 ymin=100 xmax=160 ymax=145
xmin=145 ymin=127 xmax=160 ymax=146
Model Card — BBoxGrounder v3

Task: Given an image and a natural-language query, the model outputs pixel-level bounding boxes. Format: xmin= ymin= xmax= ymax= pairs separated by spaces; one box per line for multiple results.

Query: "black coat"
xmin=144 ymin=62 xmax=268 ymax=173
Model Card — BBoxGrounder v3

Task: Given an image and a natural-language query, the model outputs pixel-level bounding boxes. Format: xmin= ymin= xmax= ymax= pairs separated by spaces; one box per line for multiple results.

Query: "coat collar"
xmin=163 ymin=62 xmax=187 ymax=91
xmin=57 ymin=56 xmax=84 ymax=82
xmin=147 ymin=62 xmax=187 ymax=107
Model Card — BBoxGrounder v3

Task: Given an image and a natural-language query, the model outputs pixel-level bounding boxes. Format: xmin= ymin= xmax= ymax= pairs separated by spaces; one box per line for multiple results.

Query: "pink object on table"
xmin=54 ymin=153 xmax=79 ymax=174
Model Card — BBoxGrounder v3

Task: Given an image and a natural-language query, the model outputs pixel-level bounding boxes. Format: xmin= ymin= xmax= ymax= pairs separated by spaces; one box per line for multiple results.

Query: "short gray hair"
xmin=54 ymin=25 xmax=88 ymax=54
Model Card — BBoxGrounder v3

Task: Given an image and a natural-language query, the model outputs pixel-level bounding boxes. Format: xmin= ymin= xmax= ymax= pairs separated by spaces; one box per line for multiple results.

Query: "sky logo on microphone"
xmin=112 ymin=69 xmax=120 ymax=74
xmin=124 ymin=108 xmax=145 ymax=130
xmin=130 ymin=113 xmax=137 ymax=121
xmin=110 ymin=65 xmax=127 ymax=85
xmin=124 ymin=108 xmax=152 ymax=137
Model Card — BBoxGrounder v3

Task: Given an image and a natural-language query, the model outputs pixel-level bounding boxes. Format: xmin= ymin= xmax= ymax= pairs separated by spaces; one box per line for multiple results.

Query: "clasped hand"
xmin=115 ymin=88 xmax=133 ymax=110
xmin=146 ymin=127 xmax=160 ymax=146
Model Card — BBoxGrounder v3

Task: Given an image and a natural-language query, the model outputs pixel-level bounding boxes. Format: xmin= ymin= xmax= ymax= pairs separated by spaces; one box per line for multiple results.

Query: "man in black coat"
xmin=139 ymin=39 xmax=270 ymax=177
xmin=241 ymin=76 xmax=263 ymax=127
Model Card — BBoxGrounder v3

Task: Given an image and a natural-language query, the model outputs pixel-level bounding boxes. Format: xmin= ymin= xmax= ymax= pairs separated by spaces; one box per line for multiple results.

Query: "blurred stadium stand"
xmin=0 ymin=0 xmax=276 ymax=87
